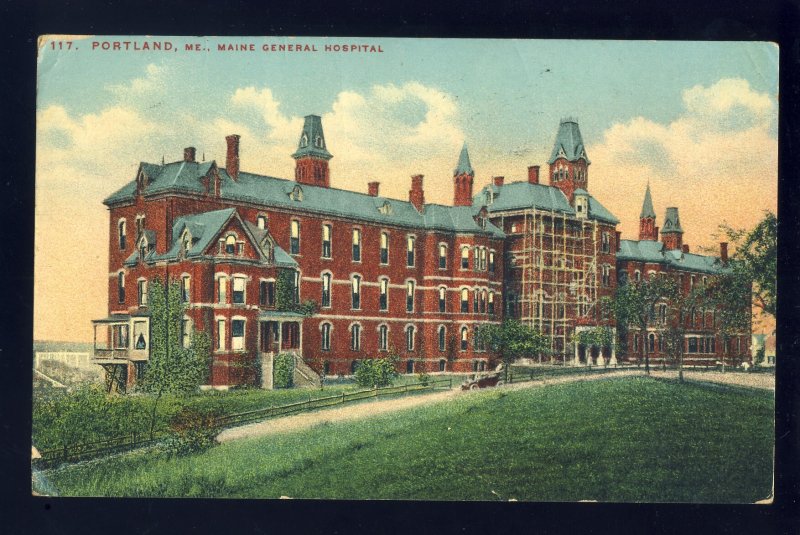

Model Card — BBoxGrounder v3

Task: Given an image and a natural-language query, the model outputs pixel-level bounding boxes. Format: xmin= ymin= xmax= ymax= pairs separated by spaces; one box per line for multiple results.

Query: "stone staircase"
xmin=292 ymin=353 xmax=322 ymax=388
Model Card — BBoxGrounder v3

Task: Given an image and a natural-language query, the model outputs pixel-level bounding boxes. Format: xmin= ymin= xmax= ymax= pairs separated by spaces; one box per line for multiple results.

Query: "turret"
xmin=453 ymin=143 xmax=474 ymax=206
xmin=292 ymin=115 xmax=333 ymax=188
xmin=548 ymin=118 xmax=590 ymax=202
xmin=661 ymin=207 xmax=684 ymax=251
xmin=639 ymin=183 xmax=658 ymax=241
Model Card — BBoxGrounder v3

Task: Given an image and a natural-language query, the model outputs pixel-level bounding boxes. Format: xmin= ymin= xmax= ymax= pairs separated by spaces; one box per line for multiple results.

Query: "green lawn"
xmin=45 ymin=377 xmax=774 ymax=502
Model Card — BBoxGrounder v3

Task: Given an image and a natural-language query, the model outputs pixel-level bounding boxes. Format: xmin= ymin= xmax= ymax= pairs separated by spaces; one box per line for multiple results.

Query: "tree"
xmin=475 ymin=320 xmax=549 ymax=381
xmin=704 ymin=268 xmax=752 ymax=370
xmin=661 ymin=287 xmax=704 ymax=382
xmin=719 ymin=211 xmax=776 ymax=319
xmin=572 ymin=326 xmax=614 ymax=365
xmin=139 ymin=278 xmax=210 ymax=438
xmin=609 ymin=275 xmax=678 ymax=375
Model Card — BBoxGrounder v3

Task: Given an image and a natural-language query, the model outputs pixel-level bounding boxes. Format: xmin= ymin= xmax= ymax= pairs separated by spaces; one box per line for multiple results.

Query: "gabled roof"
xmin=640 ymin=183 xmax=656 ymax=219
xmin=618 ymin=239 xmax=727 ymax=274
xmin=454 ymin=143 xmax=474 ymax=176
xmin=291 ymin=115 xmax=332 ymax=160
xmin=548 ymin=120 xmax=590 ymax=165
xmin=105 ymin=160 xmax=217 ymax=204
xmin=476 ymin=181 xmax=619 ymax=225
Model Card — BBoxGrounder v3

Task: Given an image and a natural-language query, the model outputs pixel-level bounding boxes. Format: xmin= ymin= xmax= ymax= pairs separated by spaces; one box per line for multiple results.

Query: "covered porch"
xmin=573 ymin=326 xmax=617 ymax=366
xmin=258 ymin=311 xmax=305 ymax=389
xmin=91 ymin=314 xmax=150 ymax=392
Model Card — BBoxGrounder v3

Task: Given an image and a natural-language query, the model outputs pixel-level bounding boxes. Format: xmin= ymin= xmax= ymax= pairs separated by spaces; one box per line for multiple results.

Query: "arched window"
xmin=480 ymin=290 xmax=487 ymax=313
xmin=406 ymin=236 xmax=416 ymax=267
xmin=488 ymin=292 xmax=495 ymax=315
xmin=380 ymin=232 xmax=389 ymax=264
xmin=438 ymin=325 xmax=446 ymax=351
xmin=351 ymin=275 xmax=361 ymax=310
xmin=461 ymin=246 xmax=470 ymax=269
xmin=117 ymin=272 xmax=125 ymax=304
xmin=461 ymin=288 xmax=469 ymax=313
xmin=439 ymin=359 xmax=446 ymax=372
xmin=439 ymin=244 xmax=448 ymax=269
xmin=406 ymin=281 xmax=415 ymax=312
xmin=439 ymin=287 xmax=447 ymax=312
xmin=378 ymin=325 xmax=388 ymax=351
xmin=321 ymin=323 xmax=331 ymax=351
xmin=350 ymin=324 xmax=361 ymax=351
xmin=460 ymin=326 xmax=469 ymax=351
xmin=379 ymin=278 xmax=389 ymax=311
xmin=290 ymin=220 xmax=300 ymax=254
xmin=648 ymin=333 xmax=655 ymax=353
xmin=352 ymin=228 xmax=361 ymax=262
xmin=322 ymin=224 xmax=332 ymax=258
xmin=634 ymin=270 xmax=641 ymax=282
xmin=489 ymin=250 xmax=495 ymax=273
xmin=118 ymin=219 xmax=127 ymax=250
xmin=225 ymin=235 xmax=236 ymax=254
xmin=321 ymin=273 xmax=331 ymax=308
xmin=181 ymin=275 xmax=191 ymax=303
xmin=406 ymin=325 xmax=415 ymax=351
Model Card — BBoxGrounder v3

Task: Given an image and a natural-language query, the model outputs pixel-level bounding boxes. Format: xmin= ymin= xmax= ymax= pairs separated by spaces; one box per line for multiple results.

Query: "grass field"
xmin=45 ymin=377 xmax=774 ymax=502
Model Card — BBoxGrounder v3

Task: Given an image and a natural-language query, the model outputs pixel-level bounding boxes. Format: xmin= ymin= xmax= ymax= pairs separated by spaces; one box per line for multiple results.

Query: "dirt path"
xmin=217 ymin=369 xmax=643 ymax=443
xmin=648 ymin=370 xmax=775 ymax=391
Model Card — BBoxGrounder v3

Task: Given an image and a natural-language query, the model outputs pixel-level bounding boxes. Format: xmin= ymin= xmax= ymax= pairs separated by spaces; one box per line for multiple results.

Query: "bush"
xmin=417 ymin=371 xmax=431 ymax=386
xmin=164 ymin=406 xmax=221 ymax=456
xmin=273 ymin=353 xmax=295 ymax=389
xmin=354 ymin=357 xmax=399 ymax=388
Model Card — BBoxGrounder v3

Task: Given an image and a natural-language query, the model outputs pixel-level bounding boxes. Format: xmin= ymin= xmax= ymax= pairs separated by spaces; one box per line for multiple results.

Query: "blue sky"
xmin=35 ymin=37 xmax=778 ymax=341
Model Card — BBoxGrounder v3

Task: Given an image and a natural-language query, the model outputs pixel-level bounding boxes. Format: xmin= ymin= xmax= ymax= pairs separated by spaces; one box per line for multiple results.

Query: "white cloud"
xmin=106 ymin=63 xmax=166 ymax=97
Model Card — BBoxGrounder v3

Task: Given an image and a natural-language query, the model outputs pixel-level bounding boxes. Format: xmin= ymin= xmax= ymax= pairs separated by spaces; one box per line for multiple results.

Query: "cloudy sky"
xmin=36 ymin=37 xmax=778 ymax=342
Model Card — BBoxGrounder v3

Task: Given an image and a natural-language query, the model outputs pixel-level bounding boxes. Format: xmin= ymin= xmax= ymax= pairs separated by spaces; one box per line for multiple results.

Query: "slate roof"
xmin=475 ymin=181 xmax=619 ymax=225
xmin=291 ymin=115 xmax=332 ymax=160
xmin=454 ymin=143 xmax=474 ymax=176
xmin=640 ymin=183 xmax=656 ymax=219
xmin=106 ymin=162 xmax=504 ymax=239
xmin=617 ymin=239 xmax=727 ymax=274
xmin=662 ymin=207 xmax=684 ymax=233
xmin=548 ymin=120 xmax=590 ymax=165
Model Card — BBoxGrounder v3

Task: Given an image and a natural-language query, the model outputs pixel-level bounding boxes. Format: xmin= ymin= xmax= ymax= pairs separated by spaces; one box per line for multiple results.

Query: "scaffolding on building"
xmin=511 ymin=207 xmax=600 ymax=363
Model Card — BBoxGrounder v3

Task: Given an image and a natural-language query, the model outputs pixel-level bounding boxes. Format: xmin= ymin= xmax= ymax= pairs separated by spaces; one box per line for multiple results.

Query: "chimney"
xmin=226 ymin=135 xmax=240 ymax=180
xmin=184 ymin=147 xmax=196 ymax=163
xmin=409 ymin=175 xmax=425 ymax=211
xmin=368 ymin=181 xmax=380 ymax=197
xmin=528 ymin=165 xmax=540 ymax=184
xmin=493 ymin=176 xmax=505 ymax=187
xmin=720 ymin=242 xmax=728 ymax=263
xmin=615 ymin=231 xmax=621 ymax=252
xmin=682 ymin=244 xmax=690 ymax=254
xmin=654 ymin=226 xmax=659 ymax=241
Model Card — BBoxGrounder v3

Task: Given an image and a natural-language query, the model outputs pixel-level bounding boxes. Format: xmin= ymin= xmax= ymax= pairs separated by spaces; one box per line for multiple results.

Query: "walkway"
xmin=648 ymin=369 xmax=775 ymax=391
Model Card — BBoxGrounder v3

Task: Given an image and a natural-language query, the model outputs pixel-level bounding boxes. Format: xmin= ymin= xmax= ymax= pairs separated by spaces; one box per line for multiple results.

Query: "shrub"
xmin=273 ymin=353 xmax=295 ymax=389
xmin=354 ymin=357 xmax=399 ymax=388
xmin=417 ymin=371 xmax=431 ymax=386
xmin=164 ymin=406 xmax=221 ymax=456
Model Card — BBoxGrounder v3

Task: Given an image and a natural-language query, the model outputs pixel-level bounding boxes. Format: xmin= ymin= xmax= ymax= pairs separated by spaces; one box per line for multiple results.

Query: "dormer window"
xmin=486 ymin=190 xmax=494 ymax=205
xmin=257 ymin=215 xmax=267 ymax=230
xmin=378 ymin=201 xmax=393 ymax=215
xmin=290 ymin=185 xmax=304 ymax=202
xmin=300 ymin=133 xmax=308 ymax=147
xmin=315 ymin=135 xmax=323 ymax=148
xmin=182 ymin=230 xmax=192 ymax=256
xmin=225 ymin=235 xmax=236 ymax=254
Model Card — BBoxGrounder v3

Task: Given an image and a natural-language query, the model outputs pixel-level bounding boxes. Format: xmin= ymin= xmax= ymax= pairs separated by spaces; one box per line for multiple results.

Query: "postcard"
xmin=33 ymin=36 xmax=777 ymax=502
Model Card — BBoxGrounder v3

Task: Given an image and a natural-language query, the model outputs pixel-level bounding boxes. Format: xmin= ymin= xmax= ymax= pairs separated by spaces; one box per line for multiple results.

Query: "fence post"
xmin=449 ymin=377 xmax=452 ymax=389
xmin=341 ymin=391 xmax=345 ymax=404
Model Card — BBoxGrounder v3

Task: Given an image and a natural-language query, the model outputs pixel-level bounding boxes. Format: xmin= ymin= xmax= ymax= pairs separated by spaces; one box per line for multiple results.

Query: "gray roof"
xmin=476 ymin=181 xmax=619 ymax=225
xmin=454 ymin=143 xmax=474 ymax=176
xmin=618 ymin=239 xmax=727 ymax=274
xmin=106 ymin=161 xmax=504 ymax=239
xmin=640 ymin=183 xmax=656 ymax=219
xmin=548 ymin=120 xmax=590 ymax=165
xmin=291 ymin=115 xmax=332 ymax=160
xmin=662 ymin=207 xmax=683 ymax=233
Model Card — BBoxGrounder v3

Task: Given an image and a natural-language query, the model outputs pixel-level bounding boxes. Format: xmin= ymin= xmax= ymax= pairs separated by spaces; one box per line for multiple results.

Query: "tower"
xmin=639 ymin=183 xmax=658 ymax=241
xmin=292 ymin=115 xmax=333 ymax=188
xmin=453 ymin=143 xmax=475 ymax=206
xmin=661 ymin=207 xmax=684 ymax=251
xmin=548 ymin=118 xmax=590 ymax=202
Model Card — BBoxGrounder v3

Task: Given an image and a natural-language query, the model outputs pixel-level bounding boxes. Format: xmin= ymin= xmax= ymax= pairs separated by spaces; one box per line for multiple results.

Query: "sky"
xmin=35 ymin=36 xmax=779 ymax=342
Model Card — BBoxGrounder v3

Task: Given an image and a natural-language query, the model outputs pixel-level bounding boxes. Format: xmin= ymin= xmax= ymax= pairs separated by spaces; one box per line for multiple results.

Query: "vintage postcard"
xmin=33 ymin=36 xmax=777 ymax=502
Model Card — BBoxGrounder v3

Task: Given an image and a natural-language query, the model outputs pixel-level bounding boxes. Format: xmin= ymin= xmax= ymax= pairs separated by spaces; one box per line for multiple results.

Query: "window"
xmin=257 ymin=215 xmax=267 ymax=230
xmin=439 ymin=359 xmax=446 ymax=372
xmin=648 ymin=333 xmax=655 ymax=353
xmin=439 ymin=244 xmax=447 ymax=269
xmin=218 ymin=276 xmax=227 ymax=304
xmin=461 ymin=288 xmax=469 ymax=313
xmin=407 ymin=236 xmax=416 ymax=267
xmin=406 ymin=325 xmax=415 ymax=351
xmin=182 ymin=231 xmax=192 ymax=256
xmin=112 ymin=324 xmax=129 ymax=349
xmin=479 ymin=248 xmax=487 ymax=271
xmin=136 ymin=214 xmax=145 ymax=237
xmin=602 ymin=232 xmax=611 ymax=253
xmin=232 ymin=277 xmax=245 ymax=304
xmin=488 ymin=292 xmax=495 ymax=315
xmin=133 ymin=321 xmax=147 ymax=350
xmin=232 ymin=319 xmax=245 ymax=351
xmin=480 ymin=290 xmax=487 ymax=314
xmin=117 ymin=272 xmax=125 ymax=303
xmin=489 ymin=251 xmax=495 ymax=273
xmin=225 ymin=235 xmax=236 ymax=254
xmin=634 ymin=270 xmax=641 ymax=282
xmin=406 ymin=360 xmax=414 ymax=374
xmin=293 ymin=271 xmax=300 ymax=304
xmin=291 ymin=185 xmax=303 ymax=201
xmin=439 ymin=287 xmax=447 ymax=313
xmin=475 ymin=332 xmax=486 ymax=352
xmin=216 ymin=319 xmax=226 ymax=350
xmin=323 ymin=361 xmax=330 ymax=375
xmin=688 ymin=337 xmax=698 ymax=354
xmin=602 ymin=265 xmax=611 ymax=287
xmin=352 ymin=228 xmax=361 ymax=262
xmin=181 ymin=275 xmax=190 ymax=303
xmin=473 ymin=290 xmax=479 ymax=313
xmin=321 ymin=323 xmax=331 ymax=351
xmin=322 ymin=224 xmax=332 ymax=258
xmin=351 ymin=275 xmax=361 ymax=309
xmin=260 ymin=280 xmax=275 ymax=308
xmin=379 ymin=278 xmax=388 ymax=311
xmin=181 ymin=318 xmax=192 ymax=349
xmin=461 ymin=246 xmax=470 ymax=269
xmin=290 ymin=220 xmax=300 ymax=254
xmin=321 ymin=273 xmax=332 ymax=308
xmin=406 ymin=281 xmax=415 ymax=312
xmin=378 ymin=325 xmax=388 ymax=351
xmin=659 ymin=304 xmax=667 ymax=324
xmin=690 ymin=275 xmax=695 ymax=289
xmin=438 ymin=326 xmax=446 ymax=351
xmin=460 ymin=326 xmax=468 ymax=351
xmin=350 ymin=324 xmax=361 ymax=351
xmin=138 ymin=279 xmax=148 ymax=307
xmin=633 ymin=334 xmax=639 ymax=352
xmin=118 ymin=220 xmax=127 ymax=250
xmin=380 ymin=232 xmax=389 ymax=264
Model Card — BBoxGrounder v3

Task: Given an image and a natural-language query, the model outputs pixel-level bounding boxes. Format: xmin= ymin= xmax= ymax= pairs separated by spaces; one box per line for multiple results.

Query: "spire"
xmin=662 ymin=207 xmax=683 ymax=233
xmin=640 ymin=182 xmax=656 ymax=219
xmin=454 ymin=143 xmax=474 ymax=177
xmin=292 ymin=115 xmax=333 ymax=161
xmin=548 ymin=119 xmax=590 ymax=165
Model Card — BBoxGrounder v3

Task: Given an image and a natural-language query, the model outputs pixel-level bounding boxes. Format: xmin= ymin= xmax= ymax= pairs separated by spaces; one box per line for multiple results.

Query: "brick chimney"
xmin=682 ymin=244 xmax=690 ymax=254
xmin=226 ymin=135 xmax=240 ymax=181
xmin=720 ymin=242 xmax=728 ymax=263
xmin=493 ymin=176 xmax=505 ymax=187
xmin=184 ymin=147 xmax=196 ymax=163
xmin=368 ymin=181 xmax=380 ymax=197
xmin=409 ymin=175 xmax=425 ymax=211
xmin=528 ymin=165 xmax=540 ymax=184
xmin=615 ymin=231 xmax=621 ymax=252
